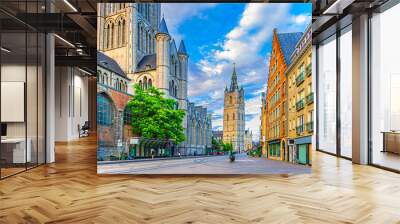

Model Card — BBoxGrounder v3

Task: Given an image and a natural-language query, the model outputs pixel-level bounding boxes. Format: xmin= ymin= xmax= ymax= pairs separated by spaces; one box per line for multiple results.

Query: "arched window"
xmin=227 ymin=114 xmax=229 ymax=121
xmin=229 ymin=96 xmax=233 ymax=104
xmin=143 ymin=76 xmax=148 ymax=89
xmin=104 ymin=23 xmax=109 ymax=49
xmin=140 ymin=27 xmax=144 ymax=51
xmin=171 ymin=57 xmax=175 ymax=75
xmin=137 ymin=23 xmax=140 ymax=50
xmin=139 ymin=80 xmax=143 ymax=89
xmin=174 ymin=85 xmax=177 ymax=97
xmin=170 ymin=80 xmax=174 ymax=96
xmin=145 ymin=31 xmax=149 ymax=53
xmin=117 ymin=20 xmax=122 ymax=47
xmin=103 ymin=73 xmax=108 ymax=85
xmin=148 ymin=79 xmax=152 ymax=88
xmin=123 ymin=106 xmax=132 ymax=125
xmin=233 ymin=113 xmax=235 ymax=120
xmin=149 ymin=33 xmax=152 ymax=53
xmin=122 ymin=19 xmax=126 ymax=45
xmin=110 ymin=23 xmax=115 ymax=48
xmin=97 ymin=93 xmax=114 ymax=126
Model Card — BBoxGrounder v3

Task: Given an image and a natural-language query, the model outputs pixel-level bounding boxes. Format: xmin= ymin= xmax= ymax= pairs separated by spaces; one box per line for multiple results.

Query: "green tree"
xmin=126 ymin=84 xmax=186 ymax=144
xmin=222 ymin=142 xmax=233 ymax=152
xmin=211 ymin=137 xmax=221 ymax=151
xmin=249 ymin=145 xmax=262 ymax=157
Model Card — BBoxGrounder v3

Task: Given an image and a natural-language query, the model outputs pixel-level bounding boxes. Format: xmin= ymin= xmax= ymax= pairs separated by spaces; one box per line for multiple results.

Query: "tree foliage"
xmin=211 ymin=137 xmax=222 ymax=151
xmin=126 ymin=84 xmax=186 ymax=144
xmin=222 ymin=142 xmax=233 ymax=152
xmin=249 ymin=145 xmax=262 ymax=157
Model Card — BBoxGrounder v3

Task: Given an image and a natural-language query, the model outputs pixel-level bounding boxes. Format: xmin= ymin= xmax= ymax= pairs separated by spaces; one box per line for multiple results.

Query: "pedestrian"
xmin=151 ymin=149 xmax=155 ymax=159
xmin=178 ymin=152 xmax=181 ymax=158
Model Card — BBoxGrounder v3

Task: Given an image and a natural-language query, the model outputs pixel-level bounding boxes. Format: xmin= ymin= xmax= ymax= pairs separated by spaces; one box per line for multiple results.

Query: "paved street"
xmin=97 ymin=153 xmax=311 ymax=174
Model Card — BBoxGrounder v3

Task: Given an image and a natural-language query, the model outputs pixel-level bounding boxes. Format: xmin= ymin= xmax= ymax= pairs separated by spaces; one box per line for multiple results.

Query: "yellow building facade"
xmin=286 ymin=25 xmax=313 ymax=165
xmin=260 ymin=92 xmax=267 ymax=155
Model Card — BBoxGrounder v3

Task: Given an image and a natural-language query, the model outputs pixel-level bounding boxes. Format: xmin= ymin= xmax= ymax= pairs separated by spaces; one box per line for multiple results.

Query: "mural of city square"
xmin=97 ymin=3 xmax=313 ymax=174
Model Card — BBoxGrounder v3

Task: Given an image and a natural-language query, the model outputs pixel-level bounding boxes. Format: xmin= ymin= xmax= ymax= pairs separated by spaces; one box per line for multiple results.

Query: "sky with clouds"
xmin=162 ymin=3 xmax=311 ymax=141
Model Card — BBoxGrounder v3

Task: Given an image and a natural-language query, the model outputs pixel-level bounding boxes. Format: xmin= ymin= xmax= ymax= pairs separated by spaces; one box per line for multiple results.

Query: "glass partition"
xmin=1 ymin=30 xmax=28 ymax=177
xmin=317 ymin=35 xmax=337 ymax=154
xmin=339 ymin=26 xmax=352 ymax=158
xmin=371 ymin=3 xmax=400 ymax=171
xmin=0 ymin=0 xmax=46 ymax=179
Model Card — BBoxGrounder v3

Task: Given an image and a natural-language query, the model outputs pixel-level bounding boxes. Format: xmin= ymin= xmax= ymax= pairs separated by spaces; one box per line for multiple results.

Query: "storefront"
xmin=268 ymin=140 xmax=281 ymax=159
xmin=294 ymin=136 xmax=312 ymax=165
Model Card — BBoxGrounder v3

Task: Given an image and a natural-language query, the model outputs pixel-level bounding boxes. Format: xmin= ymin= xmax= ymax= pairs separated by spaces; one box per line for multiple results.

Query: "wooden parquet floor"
xmin=1 ymin=135 xmax=400 ymax=224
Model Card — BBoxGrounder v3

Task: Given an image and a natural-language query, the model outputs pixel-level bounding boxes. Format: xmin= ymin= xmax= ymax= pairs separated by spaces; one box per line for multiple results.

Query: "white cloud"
xmin=212 ymin=118 xmax=223 ymax=131
xmin=292 ymin=13 xmax=311 ymax=25
xmin=167 ymin=3 xmax=311 ymax=141
xmin=188 ymin=3 xmax=310 ymax=100
xmin=245 ymin=96 xmax=261 ymax=116
xmin=162 ymin=3 xmax=217 ymax=42
xmin=246 ymin=115 xmax=261 ymax=141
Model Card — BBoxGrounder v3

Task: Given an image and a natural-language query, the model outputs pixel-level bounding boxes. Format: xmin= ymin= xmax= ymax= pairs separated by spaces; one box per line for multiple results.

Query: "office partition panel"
xmin=370 ymin=3 xmax=400 ymax=171
xmin=339 ymin=26 xmax=352 ymax=159
xmin=0 ymin=0 xmax=47 ymax=179
xmin=317 ymin=35 xmax=337 ymax=154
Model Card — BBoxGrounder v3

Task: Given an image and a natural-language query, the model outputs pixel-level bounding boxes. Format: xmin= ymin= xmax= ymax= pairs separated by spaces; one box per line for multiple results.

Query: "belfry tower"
xmin=223 ymin=63 xmax=245 ymax=152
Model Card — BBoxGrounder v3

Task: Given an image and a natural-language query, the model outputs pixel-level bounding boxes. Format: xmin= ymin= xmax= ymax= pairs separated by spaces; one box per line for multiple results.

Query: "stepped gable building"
xmin=264 ymin=28 xmax=302 ymax=160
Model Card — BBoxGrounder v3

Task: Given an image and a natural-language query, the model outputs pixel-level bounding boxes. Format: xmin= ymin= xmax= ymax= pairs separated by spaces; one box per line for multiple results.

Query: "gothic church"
xmin=97 ymin=3 xmax=212 ymax=155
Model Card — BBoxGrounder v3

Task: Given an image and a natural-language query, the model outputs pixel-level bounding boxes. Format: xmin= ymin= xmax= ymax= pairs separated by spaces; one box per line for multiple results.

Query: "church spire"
xmin=158 ymin=16 xmax=169 ymax=35
xmin=230 ymin=63 xmax=239 ymax=91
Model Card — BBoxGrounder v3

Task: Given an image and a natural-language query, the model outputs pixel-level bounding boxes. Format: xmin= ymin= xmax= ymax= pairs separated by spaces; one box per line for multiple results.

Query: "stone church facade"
xmin=97 ymin=3 xmax=211 ymax=156
xmin=223 ymin=64 xmax=245 ymax=152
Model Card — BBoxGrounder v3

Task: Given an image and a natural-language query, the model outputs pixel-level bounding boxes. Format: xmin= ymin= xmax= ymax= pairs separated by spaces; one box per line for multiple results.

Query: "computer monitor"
xmin=1 ymin=123 xmax=7 ymax=137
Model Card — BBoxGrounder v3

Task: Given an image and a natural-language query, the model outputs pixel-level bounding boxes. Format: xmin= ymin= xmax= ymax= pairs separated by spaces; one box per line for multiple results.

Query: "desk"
xmin=382 ymin=131 xmax=400 ymax=154
xmin=1 ymin=138 xmax=31 ymax=163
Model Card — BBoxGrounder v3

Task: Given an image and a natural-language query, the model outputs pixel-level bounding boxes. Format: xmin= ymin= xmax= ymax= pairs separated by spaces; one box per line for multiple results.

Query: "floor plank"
xmin=0 ymin=135 xmax=399 ymax=223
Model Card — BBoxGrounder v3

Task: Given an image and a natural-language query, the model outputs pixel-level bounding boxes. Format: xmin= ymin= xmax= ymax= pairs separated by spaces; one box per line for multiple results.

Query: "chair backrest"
xmin=82 ymin=121 xmax=90 ymax=129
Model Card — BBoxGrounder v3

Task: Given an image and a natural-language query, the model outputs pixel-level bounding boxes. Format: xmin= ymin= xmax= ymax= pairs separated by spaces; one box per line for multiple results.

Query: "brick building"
xmin=263 ymin=29 xmax=302 ymax=160
xmin=97 ymin=51 xmax=133 ymax=160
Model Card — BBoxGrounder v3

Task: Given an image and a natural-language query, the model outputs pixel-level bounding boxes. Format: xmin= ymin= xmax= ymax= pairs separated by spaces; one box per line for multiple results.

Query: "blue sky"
xmin=162 ymin=3 xmax=311 ymax=140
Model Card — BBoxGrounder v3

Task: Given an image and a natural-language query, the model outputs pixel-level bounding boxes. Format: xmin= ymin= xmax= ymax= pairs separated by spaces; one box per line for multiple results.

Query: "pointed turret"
xmin=158 ymin=17 xmax=169 ymax=35
xmin=156 ymin=17 xmax=171 ymax=95
xmin=178 ymin=40 xmax=187 ymax=55
xmin=229 ymin=63 xmax=239 ymax=92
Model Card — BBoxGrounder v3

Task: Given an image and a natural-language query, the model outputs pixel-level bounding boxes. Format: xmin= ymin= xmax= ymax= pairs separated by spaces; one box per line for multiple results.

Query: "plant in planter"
xmin=229 ymin=150 xmax=236 ymax=162
xmin=222 ymin=142 xmax=235 ymax=162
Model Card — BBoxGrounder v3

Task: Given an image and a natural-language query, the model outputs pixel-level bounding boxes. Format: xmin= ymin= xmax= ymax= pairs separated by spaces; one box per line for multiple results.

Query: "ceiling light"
xmin=54 ymin=34 xmax=75 ymax=48
xmin=1 ymin=47 xmax=11 ymax=53
xmin=322 ymin=0 xmax=355 ymax=15
xmin=78 ymin=67 xmax=93 ymax=76
xmin=63 ymin=0 xmax=78 ymax=12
